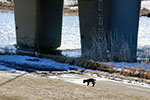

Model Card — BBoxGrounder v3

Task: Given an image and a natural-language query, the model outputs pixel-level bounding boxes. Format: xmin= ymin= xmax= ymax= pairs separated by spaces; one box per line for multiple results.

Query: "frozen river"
xmin=0 ymin=12 xmax=150 ymax=57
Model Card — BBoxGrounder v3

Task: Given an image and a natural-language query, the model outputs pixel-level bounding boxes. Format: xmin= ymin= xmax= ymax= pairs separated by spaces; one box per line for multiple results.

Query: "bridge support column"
xmin=79 ymin=0 xmax=141 ymax=62
xmin=14 ymin=0 xmax=64 ymax=53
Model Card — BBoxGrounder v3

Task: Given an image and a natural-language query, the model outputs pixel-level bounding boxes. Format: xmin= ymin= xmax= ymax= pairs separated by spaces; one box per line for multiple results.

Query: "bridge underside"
xmin=14 ymin=0 xmax=141 ymax=62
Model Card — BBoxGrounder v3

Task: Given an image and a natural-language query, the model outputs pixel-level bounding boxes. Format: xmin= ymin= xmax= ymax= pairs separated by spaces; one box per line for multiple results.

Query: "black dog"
xmin=83 ymin=78 xmax=96 ymax=87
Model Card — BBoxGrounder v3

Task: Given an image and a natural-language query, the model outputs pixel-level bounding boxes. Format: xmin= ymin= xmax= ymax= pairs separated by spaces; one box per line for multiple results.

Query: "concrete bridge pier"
xmin=79 ymin=0 xmax=141 ymax=62
xmin=14 ymin=0 xmax=64 ymax=53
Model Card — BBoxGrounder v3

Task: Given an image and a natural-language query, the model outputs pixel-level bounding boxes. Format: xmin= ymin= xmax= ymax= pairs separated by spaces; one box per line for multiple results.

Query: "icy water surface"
xmin=0 ymin=12 xmax=150 ymax=57
xmin=0 ymin=12 xmax=16 ymax=47
xmin=138 ymin=17 xmax=150 ymax=48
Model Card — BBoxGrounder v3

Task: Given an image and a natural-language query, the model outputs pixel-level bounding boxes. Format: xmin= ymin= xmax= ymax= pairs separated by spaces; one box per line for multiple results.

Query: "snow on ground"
xmin=0 ymin=7 xmax=149 ymax=90
xmin=0 ymin=55 xmax=85 ymax=71
xmin=0 ymin=55 xmax=150 ymax=89
xmin=0 ymin=64 xmax=15 ymax=70
xmin=0 ymin=55 xmax=149 ymax=72
xmin=0 ymin=12 xmax=16 ymax=48
xmin=141 ymin=1 xmax=150 ymax=10
xmin=58 ymin=16 xmax=81 ymax=50
xmin=138 ymin=17 xmax=150 ymax=48
xmin=64 ymin=0 xmax=78 ymax=7
xmin=48 ymin=71 xmax=150 ymax=88
xmin=49 ymin=72 xmax=105 ymax=86
xmin=107 ymin=62 xmax=150 ymax=70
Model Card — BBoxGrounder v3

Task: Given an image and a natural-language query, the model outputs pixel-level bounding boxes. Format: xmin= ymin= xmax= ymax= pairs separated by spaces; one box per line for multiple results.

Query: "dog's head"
xmin=83 ymin=80 xmax=86 ymax=83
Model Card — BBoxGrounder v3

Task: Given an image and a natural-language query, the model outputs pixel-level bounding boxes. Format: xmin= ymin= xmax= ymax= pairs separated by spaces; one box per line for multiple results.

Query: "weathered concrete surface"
xmin=79 ymin=0 xmax=141 ymax=62
xmin=36 ymin=0 xmax=64 ymax=51
xmin=78 ymin=0 xmax=107 ymax=60
xmin=14 ymin=0 xmax=63 ymax=52
xmin=14 ymin=0 xmax=37 ymax=48
xmin=109 ymin=0 xmax=141 ymax=62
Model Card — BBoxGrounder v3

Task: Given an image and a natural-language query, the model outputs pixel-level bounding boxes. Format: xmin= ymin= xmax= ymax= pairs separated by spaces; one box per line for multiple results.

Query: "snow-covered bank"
xmin=107 ymin=62 xmax=150 ymax=70
xmin=0 ymin=54 xmax=150 ymax=72
xmin=0 ymin=55 xmax=85 ymax=71
xmin=0 ymin=54 xmax=150 ymax=82
xmin=141 ymin=1 xmax=150 ymax=10
xmin=0 ymin=64 xmax=15 ymax=70
xmin=0 ymin=54 xmax=150 ymax=90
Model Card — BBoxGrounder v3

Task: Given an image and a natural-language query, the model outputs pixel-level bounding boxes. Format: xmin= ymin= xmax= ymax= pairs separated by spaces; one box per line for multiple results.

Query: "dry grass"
xmin=0 ymin=2 xmax=13 ymax=12
xmin=0 ymin=71 xmax=148 ymax=100
xmin=64 ymin=8 xmax=78 ymax=16
xmin=0 ymin=2 xmax=79 ymax=16
xmin=0 ymin=2 xmax=149 ymax=17
xmin=140 ymin=8 xmax=150 ymax=17
xmin=81 ymin=28 xmax=108 ymax=61
xmin=80 ymin=28 xmax=133 ymax=62
xmin=12 ymin=53 xmax=150 ymax=80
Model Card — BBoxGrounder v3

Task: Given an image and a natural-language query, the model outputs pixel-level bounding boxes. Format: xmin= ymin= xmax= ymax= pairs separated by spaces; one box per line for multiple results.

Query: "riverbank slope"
xmin=0 ymin=71 xmax=149 ymax=100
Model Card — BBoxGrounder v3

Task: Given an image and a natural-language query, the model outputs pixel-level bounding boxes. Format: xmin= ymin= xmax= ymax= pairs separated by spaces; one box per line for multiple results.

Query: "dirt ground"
xmin=0 ymin=71 xmax=149 ymax=100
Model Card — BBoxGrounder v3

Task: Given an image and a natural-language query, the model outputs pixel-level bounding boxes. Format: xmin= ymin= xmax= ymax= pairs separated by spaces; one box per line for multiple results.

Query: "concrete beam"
xmin=79 ymin=0 xmax=141 ymax=62
xmin=14 ymin=0 xmax=64 ymax=52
